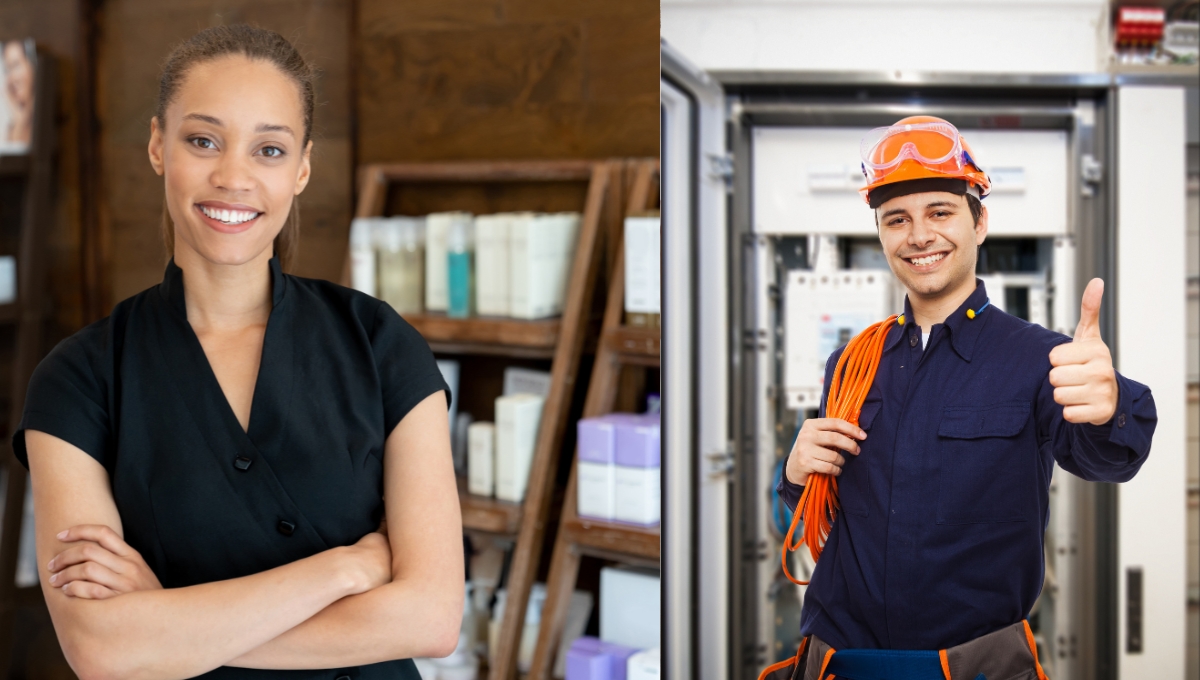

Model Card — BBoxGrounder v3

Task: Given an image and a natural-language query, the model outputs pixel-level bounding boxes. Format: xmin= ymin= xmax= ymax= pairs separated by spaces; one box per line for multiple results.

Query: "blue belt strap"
xmin=823 ymin=648 xmax=948 ymax=680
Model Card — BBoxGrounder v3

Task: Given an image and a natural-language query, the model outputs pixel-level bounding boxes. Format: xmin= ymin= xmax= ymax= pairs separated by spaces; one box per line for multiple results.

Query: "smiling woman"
xmin=13 ymin=25 xmax=462 ymax=680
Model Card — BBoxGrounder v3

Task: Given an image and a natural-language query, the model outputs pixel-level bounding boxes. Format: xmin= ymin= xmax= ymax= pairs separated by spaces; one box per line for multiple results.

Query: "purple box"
xmin=601 ymin=641 xmax=639 ymax=680
xmin=565 ymin=637 xmax=640 ymax=680
xmin=614 ymin=414 xmax=660 ymax=468
xmin=565 ymin=637 xmax=612 ymax=680
xmin=577 ymin=417 xmax=617 ymax=465
xmin=578 ymin=413 xmax=644 ymax=465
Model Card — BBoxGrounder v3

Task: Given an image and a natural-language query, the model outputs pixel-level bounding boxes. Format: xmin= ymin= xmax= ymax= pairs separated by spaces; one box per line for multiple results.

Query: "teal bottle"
xmin=447 ymin=220 xmax=474 ymax=318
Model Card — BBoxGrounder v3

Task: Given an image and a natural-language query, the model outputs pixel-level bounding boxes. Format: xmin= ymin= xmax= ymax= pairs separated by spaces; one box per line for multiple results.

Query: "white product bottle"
xmin=349 ymin=217 xmax=377 ymax=297
xmin=467 ymin=422 xmax=495 ymax=497
xmin=494 ymin=394 xmax=546 ymax=502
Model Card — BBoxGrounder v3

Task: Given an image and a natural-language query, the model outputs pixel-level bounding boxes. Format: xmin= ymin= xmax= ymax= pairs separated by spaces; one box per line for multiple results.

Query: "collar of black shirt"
xmin=159 ymin=255 xmax=288 ymax=317
xmin=887 ymin=277 xmax=990 ymax=362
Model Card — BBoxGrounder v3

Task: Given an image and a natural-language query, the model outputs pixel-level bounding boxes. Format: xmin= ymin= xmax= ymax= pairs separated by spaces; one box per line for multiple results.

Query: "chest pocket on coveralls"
xmin=936 ymin=401 xmax=1032 ymax=525
xmin=840 ymin=397 xmax=882 ymax=518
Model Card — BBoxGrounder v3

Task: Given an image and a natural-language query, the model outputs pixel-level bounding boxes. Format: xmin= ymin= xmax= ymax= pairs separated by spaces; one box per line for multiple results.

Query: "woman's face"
xmin=3 ymin=42 xmax=33 ymax=112
xmin=148 ymin=55 xmax=311 ymax=267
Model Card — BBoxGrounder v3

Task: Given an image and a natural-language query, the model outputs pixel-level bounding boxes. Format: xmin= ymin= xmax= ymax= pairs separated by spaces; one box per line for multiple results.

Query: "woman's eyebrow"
xmin=255 ymin=123 xmax=295 ymax=138
xmin=180 ymin=114 xmax=294 ymax=139
xmin=183 ymin=113 xmax=223 ymax=126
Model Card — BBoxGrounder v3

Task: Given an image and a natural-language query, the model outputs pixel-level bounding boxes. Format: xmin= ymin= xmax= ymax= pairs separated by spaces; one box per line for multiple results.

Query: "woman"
xmin=2 ymin=40 xmax=35 ymax=148
xmin=16 ymin=25 xmax=463 ymax=679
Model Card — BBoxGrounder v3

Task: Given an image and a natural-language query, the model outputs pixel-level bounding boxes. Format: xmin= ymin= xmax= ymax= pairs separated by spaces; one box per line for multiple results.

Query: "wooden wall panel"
xmin=356 ymin=0 xmax=658 ymax=161
xmin=96 ymin=0 xmax=354 ymax=304
xmin=0 ymin=0 xmax=85 ymax=337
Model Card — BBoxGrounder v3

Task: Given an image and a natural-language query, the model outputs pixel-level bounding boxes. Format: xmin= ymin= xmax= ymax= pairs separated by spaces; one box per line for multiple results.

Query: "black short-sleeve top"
xmin=13 ymin=257 xmax=449 ymax=680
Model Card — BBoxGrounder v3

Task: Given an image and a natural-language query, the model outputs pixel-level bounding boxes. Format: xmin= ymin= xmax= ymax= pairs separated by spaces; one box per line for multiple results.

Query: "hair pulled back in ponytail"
xmin=156 ymin=24 xmax=315 ymax=271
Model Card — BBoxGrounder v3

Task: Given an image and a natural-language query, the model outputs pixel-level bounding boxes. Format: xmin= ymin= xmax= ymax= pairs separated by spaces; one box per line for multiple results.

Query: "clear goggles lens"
xmin=860 ymin=121 xmax=965 ymax=183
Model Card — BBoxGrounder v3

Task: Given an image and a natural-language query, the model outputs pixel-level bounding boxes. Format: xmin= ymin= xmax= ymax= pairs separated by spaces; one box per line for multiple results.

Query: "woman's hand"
xmin=341 ymin=522 xmax=393 ymax=595
xmin=47 ymin=524 xmax=162 ymax=600
xmin=785 ymin=417 xmax=867 ymax=486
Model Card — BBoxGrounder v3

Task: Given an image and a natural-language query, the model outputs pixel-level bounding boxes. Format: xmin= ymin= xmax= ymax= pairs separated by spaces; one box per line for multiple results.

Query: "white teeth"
xmin=200 ymin=205 xmax=259 ymax=224
xmin=909 ymin=252 xmax=945 ymax=266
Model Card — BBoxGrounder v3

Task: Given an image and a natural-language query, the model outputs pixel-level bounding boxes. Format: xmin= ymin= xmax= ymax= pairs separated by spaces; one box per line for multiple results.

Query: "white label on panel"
xmin=753 ymin=127 xmax=1068 ymax=238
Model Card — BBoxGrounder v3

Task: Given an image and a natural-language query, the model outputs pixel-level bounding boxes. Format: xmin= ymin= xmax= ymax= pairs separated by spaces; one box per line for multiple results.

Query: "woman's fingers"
xmin=49 ymin=561 xmax=132 ymax=593
xmin=48 ymin=541 xmax=128 ymax=576
xmin=56 ymin=524 xmax=134 ymax=558
xmin=61 ymin=579 xmax=119 ymax=600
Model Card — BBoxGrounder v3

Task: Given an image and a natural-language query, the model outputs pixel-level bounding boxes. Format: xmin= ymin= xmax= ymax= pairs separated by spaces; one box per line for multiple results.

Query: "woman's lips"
xmin=194 ymin=203 xmax=261 ymax=234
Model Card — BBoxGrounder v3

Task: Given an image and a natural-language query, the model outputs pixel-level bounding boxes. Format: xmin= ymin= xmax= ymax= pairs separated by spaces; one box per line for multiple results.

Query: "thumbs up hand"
xmin=1048 ymin=278 xmax=1119 ymax=425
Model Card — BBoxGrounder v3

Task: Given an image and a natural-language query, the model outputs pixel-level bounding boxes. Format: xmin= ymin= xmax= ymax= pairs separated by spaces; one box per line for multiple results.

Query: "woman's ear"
xmin=148 ymin=117 xmax=165 ymax=177
xmin=294 ymin=139 xmax=313 ymax=196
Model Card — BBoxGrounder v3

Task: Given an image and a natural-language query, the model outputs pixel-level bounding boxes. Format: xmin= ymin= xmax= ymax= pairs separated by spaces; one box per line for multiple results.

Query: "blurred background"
xmin=659 ymin=1 xmax=1197 ymax=679
xmin=0 ymin=1 xmax=660 ymax=679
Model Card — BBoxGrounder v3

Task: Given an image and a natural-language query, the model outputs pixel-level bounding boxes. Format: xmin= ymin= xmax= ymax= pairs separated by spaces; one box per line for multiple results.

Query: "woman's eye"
xmin=189 ymin=137 xmax=216 ymax=150
xmin=260 ymin=146 xmax=285 ymax=158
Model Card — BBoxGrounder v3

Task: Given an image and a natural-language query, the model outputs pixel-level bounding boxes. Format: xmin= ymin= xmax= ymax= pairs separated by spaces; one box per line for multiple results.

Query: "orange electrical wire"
xmin=782 ymin=315 xmax=898 ymax=586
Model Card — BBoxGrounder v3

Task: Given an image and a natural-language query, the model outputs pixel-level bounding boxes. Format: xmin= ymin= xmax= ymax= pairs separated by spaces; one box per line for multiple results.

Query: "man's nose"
xmin=909 ymin=220 xmax=937 ymax=247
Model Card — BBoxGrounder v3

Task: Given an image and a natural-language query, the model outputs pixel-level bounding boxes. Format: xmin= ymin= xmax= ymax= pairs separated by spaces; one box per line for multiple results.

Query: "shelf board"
xmin=458 ymin=477 xmax=523 ymax=536
xmin=603 ymin=325 xmax=660 ymax=365
xmin=0 ymin=154 xmax=30 ymax=177
xmin=405 ymin=314 xmax=560 ymax=358
xmin=564 ymin=514 xmax=660 ymax=562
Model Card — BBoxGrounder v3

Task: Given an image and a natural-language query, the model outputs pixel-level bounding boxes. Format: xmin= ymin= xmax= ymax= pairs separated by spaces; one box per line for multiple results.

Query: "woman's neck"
xmin=175 ymin=246 xmax=274 ymax=333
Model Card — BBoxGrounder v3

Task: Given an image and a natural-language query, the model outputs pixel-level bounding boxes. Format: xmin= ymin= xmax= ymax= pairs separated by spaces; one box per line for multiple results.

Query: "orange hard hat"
xmin=859 ymin=116 xmax=991 ymax=207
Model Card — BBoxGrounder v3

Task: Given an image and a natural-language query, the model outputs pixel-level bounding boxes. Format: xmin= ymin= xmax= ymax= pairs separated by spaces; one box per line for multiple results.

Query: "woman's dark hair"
xmin=156 ymin=24 xmax=315 ymax=271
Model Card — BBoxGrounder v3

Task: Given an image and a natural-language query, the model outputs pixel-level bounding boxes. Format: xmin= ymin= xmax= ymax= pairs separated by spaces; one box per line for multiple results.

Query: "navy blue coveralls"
xmin=778 ymin=279 xmax=1156 ymax=652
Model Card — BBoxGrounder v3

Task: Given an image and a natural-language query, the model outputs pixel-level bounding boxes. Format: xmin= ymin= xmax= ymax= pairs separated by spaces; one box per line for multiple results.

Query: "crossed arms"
xmin=25 ymin=392 xmax=463 ymax=680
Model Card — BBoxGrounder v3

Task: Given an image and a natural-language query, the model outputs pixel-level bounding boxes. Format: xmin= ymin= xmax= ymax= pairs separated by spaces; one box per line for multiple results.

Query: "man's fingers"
xmin=813 ymin=460 xmax=842 ymax=477
xmin=814 ymin=431 xmax=861 ymax=455
xmin=812 ymin=417 xmax=867 ymax=440
xmin=1062 ymin=404 xmax=1109 ymax=425
xmin=1053 ymin=385 xmax=1092 ymax=406
xmin=1048 ymin=364 xmax=1091 ymax=388
xmin=1073 ymin=278 xmax=1104 ymax=341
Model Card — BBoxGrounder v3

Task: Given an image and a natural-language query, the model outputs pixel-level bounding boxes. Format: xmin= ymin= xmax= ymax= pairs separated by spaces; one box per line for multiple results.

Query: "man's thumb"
xmin=1073 ymin=278 xmax=1104 ymax=341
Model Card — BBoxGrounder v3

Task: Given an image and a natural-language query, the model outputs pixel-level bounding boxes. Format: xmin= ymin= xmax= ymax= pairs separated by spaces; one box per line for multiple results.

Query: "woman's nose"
xmin=210 ymin=152 xmax=256 ymax=192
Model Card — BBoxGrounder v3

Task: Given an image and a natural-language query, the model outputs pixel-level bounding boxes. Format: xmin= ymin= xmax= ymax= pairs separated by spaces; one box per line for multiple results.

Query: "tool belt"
xmin=758 ymin=620 xmax=1049 ymax=680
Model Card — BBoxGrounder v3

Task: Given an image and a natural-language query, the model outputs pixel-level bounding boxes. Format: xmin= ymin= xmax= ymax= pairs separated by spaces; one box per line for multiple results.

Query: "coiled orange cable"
xmin=783 ymin=315 xmax=898 ymax=586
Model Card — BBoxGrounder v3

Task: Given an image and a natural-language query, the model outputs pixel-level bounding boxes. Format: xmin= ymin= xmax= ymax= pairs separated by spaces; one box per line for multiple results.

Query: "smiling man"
xmin=772 ymin=117 xmax=1158 ymax=680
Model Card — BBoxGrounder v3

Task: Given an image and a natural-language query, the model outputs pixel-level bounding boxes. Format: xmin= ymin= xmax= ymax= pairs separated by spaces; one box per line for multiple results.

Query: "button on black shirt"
xmin=14 ymin=257 xmax=447 ymax=679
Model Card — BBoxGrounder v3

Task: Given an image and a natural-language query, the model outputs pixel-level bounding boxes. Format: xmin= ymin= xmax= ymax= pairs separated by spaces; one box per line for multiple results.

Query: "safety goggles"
xmin=860 ymin=120 xmax=972 ymax=185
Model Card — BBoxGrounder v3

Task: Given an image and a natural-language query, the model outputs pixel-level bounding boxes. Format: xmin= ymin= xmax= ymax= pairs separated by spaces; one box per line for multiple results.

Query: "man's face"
xmin=876 ymin=191 xmax=987 ymax=301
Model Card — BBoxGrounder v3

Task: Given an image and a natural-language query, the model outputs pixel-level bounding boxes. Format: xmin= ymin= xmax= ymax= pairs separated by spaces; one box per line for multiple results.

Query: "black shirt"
xmin=14 ymin=257 xmax=450 ymax=679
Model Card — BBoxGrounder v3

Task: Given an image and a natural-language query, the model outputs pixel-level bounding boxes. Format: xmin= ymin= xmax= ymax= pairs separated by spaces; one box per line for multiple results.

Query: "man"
xmin=776 ymin=117 xmax=1156 ymax=679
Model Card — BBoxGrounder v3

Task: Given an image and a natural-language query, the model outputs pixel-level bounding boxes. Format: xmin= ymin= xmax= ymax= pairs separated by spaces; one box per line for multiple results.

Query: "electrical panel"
xmin=784 ymin=269 xmax=894 ymax=410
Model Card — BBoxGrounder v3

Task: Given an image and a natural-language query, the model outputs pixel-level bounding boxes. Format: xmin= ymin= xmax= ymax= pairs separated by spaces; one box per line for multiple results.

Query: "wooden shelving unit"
xmin=528 ymin=160 xmax=660 ymax=680
xmin=0 ymin=49 xmax=57 ymax=673
xmin=341 ymin=159 xmax=626 ymax=680
xmin=404 ymin=314 xmax=561 ymax=359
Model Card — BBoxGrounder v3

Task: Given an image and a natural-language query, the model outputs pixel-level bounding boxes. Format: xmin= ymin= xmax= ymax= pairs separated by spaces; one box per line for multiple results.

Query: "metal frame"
xmin=662 ymin=42 xmax=730 ymax=680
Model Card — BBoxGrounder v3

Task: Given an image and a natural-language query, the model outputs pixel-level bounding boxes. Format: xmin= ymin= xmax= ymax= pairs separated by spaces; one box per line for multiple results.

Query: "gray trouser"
xmin=762 ymin=621 xmax=1048 ymax=680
